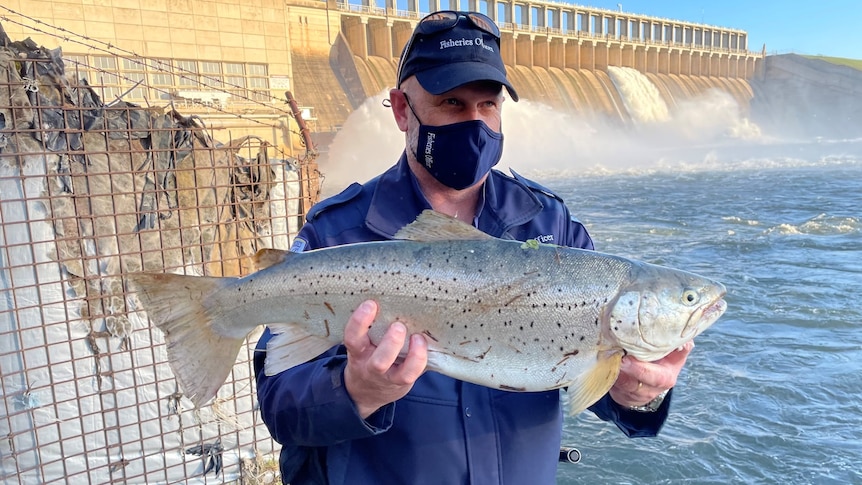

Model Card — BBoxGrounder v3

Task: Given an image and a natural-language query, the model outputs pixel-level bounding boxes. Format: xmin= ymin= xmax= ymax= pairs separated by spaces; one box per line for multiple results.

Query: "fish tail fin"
xmin=127 ymin=272 xmax=244 ymax=408
xmin=566 ymin=351 xmax=624 ymax=415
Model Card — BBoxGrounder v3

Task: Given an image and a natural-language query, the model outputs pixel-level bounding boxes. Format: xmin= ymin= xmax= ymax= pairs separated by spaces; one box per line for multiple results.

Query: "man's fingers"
xmin=620 ymin=340 xmax=694 ymax=388
xmin=389 ymin=334 xmax=428 ymax=384
xmin=367 ymin=321 xmax=409 ymax=373
xmin=343 ymin=300 xmax=377 ymax=353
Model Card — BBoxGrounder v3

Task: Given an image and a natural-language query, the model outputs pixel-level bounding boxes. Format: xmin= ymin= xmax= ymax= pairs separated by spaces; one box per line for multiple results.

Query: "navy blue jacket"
xmin=254 ymin=155 xmax=670 ymax=484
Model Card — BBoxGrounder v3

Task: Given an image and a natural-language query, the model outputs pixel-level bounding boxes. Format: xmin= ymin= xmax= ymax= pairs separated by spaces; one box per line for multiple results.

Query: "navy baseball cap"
xmin=396 ymin=11 xmax=519 ymax=102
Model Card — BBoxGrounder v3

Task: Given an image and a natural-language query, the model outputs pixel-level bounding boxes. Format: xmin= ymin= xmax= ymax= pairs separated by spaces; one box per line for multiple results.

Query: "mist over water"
xmin=320 ymin=69 xmax=862 ymax=484
xmin=316 ymin=67 xmax=856 ymax=196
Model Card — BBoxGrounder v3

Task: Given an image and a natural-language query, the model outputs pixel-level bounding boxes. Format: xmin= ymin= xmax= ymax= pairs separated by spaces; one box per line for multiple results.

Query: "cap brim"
xmin=414 ymin=62 xmax=519 ymax=102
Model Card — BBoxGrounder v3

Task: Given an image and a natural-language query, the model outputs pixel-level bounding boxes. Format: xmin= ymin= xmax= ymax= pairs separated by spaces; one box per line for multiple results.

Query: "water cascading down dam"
xmin=302 ymin=1 xmax=762 ymax=130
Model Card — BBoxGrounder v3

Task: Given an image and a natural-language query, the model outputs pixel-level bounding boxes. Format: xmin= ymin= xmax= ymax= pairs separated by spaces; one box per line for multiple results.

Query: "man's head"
xmin=396 ymin=11 xmax=518 ymax=102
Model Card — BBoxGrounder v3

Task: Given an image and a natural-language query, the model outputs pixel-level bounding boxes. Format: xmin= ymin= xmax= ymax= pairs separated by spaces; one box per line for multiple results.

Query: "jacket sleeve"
xmin=254 ymin=223 xmax=395 ymax=447
xmin=587 ymin=390 xmax=671 ymax=437
xmin=562 ymin=211 xmax=670 ymax=437
xmin=254 ymin=330 xmax=396 ymax=446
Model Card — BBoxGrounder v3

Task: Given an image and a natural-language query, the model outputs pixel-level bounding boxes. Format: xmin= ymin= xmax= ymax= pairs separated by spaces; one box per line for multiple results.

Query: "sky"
xmin=587 ymin=0 xmax=861 ymax=59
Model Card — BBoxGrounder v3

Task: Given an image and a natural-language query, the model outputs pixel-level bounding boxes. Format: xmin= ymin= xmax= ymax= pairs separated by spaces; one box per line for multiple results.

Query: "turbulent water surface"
xmin=321 ymin=65 xmax=862 ymax=483
xmin=544 ymin=150 xmax=862 ymax=484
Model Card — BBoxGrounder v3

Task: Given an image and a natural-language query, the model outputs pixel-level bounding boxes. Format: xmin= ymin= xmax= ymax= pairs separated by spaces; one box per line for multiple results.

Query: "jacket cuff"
xmin=587 ymin=389 xmax=672 ymax=438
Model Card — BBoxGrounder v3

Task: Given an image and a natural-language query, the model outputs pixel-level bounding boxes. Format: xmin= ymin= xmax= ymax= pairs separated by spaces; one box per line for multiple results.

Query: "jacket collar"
xmin=365 ymin=153 xmax=543 ymax=239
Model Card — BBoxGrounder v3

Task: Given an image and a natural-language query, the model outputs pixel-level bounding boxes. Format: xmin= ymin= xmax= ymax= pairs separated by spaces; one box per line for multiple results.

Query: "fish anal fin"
xmin=253 ymin=248 xmax=292 ymax=271
xmin=393 ymin=209 xmax=494 ymax=242
xmin=566 ymin=350 xmax=624 ymax=415
xmin=264 ymin=324 xmax=337 ymax=375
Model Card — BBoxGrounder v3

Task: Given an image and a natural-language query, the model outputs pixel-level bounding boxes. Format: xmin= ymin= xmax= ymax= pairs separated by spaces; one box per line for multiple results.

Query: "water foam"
xmin=319 ymin=81 xmax=862 ymax=194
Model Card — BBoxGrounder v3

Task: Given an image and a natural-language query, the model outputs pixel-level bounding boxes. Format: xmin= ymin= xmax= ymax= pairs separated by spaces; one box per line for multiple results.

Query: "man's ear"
xmin=389 ymin=88 xmax=410 ymax=132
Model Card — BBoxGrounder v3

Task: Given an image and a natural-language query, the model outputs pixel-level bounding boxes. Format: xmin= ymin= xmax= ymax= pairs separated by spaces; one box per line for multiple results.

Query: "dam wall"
xmin=336 ymin=3 xmax=761 ymax=124
xmin=1 ymin=0 xmax=763 ymax=151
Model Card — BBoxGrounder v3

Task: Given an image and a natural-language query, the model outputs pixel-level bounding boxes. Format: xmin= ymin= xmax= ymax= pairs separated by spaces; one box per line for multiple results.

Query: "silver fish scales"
xmin=128 ymin=210 xmax=726 ymax=412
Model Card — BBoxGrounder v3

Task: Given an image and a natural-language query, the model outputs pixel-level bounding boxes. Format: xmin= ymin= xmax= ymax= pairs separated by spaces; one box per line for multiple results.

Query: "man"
xmin=255 ymin=10 xmax=693 ymax=484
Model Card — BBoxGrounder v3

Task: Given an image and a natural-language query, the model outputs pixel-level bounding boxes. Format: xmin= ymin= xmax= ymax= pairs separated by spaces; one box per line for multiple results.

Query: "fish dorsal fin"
xmin=394 ymin=209 xmax=493 ymax=242
xmin=566 ymin=350 xmax=624 ymax=415
xmin=253 ymin=248 xmax=292 ymax=271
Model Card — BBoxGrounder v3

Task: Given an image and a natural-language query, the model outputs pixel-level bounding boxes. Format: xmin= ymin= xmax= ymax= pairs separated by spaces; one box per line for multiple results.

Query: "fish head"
xmin=607 ymin=263 xmax=727 ymax=362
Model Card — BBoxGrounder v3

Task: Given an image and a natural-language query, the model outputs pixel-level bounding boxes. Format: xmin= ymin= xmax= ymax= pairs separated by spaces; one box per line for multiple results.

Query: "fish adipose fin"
xmin=264 ymin=325 xmax=335 ymax=376
xmin=394 ymin=209 xmax=494 ymax=242
xmin=566 ymin=350 xmax=624 ymax=415
xmin=127 ymin=272 xmax=244 ymax=408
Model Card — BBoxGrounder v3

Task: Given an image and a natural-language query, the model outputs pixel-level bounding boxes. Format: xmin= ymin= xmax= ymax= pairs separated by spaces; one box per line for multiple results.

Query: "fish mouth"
xmin=681 ymin=297 xmax=727 ymax=339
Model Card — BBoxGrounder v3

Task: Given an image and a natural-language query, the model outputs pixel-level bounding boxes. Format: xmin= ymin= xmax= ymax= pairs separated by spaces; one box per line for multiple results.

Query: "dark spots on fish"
xmin=594 ymin=318 xmax=599 ymax=326
xmin=579 ymin=335 xmax=586 ymax=341
xmin=557 ymin=322 xmax=562 ymax=328
xmin=303 ymin=310 xmax=310 ymax=320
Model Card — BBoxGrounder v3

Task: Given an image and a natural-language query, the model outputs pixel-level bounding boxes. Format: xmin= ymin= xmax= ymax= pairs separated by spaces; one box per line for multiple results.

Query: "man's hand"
xmin=609 ymin=340 xmax=694 ymax=408
xmin=343 ymin=300 xmax=428 ymax=419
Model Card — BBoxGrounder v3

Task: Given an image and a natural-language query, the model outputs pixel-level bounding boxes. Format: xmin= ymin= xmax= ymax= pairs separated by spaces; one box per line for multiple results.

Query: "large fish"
xmin=128 ymin=210 xmax=727 ymax=412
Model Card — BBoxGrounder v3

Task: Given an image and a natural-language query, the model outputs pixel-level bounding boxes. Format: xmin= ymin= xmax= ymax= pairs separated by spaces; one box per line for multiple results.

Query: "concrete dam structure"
xmin=323 ymin=1 xmax=761 ymax=126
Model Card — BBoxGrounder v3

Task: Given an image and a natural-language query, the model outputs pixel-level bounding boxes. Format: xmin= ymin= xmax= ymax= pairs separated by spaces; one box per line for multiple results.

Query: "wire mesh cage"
xmin=0 ymin=31 xmax=320 ymax=484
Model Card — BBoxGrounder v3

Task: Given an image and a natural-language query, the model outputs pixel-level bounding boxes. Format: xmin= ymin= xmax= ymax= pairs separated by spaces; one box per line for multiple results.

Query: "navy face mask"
xmin=406 ymin=97 xmax=504 ymax=190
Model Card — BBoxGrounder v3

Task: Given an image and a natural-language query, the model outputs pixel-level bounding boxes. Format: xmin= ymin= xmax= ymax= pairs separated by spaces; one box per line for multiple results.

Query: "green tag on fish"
xmin=521 ymin=239 xmax=540 ymax=250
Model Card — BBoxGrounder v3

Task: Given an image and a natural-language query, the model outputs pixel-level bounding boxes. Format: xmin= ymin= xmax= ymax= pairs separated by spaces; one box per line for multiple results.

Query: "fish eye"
xmin=682 ymin=289 xmax=700 ymax=305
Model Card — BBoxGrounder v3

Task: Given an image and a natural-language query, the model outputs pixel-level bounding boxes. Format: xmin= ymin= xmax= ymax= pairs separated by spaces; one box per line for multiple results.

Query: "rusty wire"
xmin=0 ymin=42 xmax=314 ymax=483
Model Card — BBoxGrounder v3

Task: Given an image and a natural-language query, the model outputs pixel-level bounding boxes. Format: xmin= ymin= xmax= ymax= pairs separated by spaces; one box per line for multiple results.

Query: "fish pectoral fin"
xmin=393 ymin=209 xmax=494 ymax=242
xmin=565 ymin=351 xmax=624 ymax=416
xmin=253 ymin=248 xmax=293 ymax=271
xmin=264 ymin=324 xmax=336 ymax=375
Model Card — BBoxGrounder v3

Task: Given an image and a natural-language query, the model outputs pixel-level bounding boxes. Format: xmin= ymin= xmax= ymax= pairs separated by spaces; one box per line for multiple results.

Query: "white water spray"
xmin=318 ymin=75 xmax=858 ymax=194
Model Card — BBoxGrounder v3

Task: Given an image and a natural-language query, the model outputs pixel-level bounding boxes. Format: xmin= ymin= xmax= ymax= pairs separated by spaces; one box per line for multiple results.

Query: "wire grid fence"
xmin=0 ymin=34 xmax=320 ymax=484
